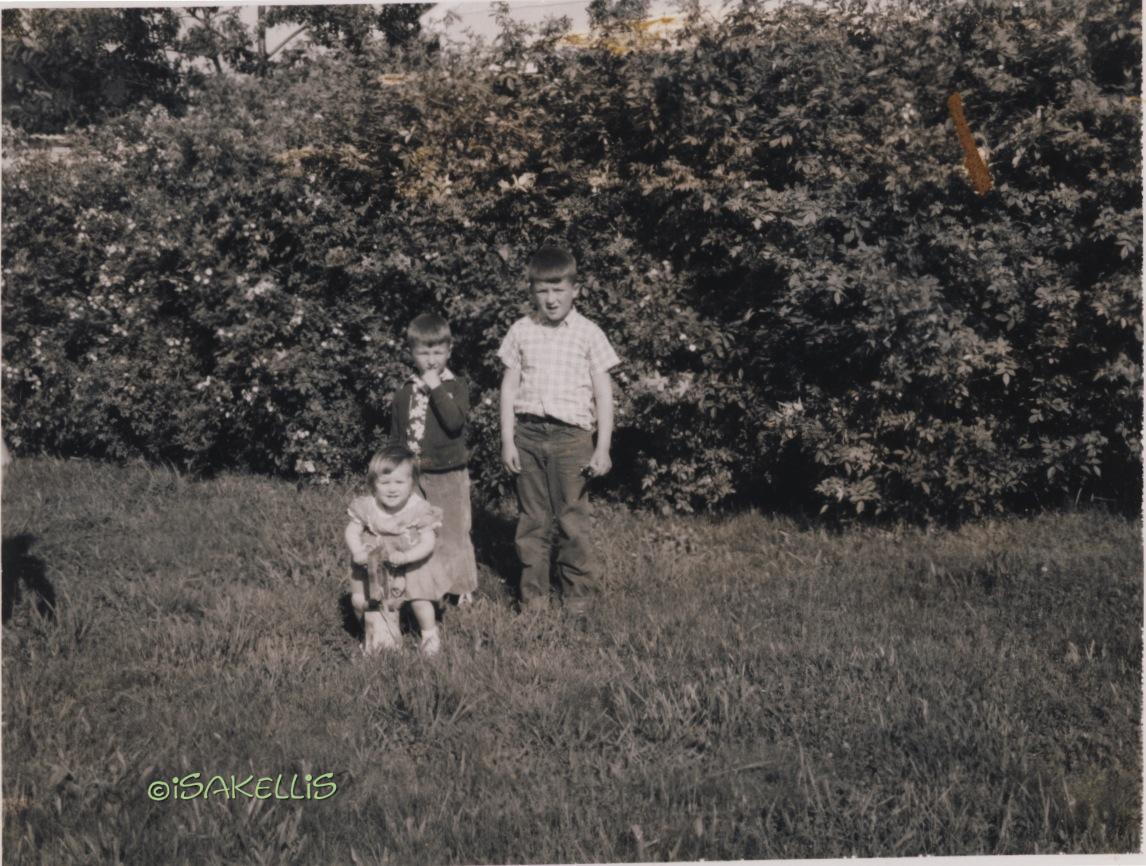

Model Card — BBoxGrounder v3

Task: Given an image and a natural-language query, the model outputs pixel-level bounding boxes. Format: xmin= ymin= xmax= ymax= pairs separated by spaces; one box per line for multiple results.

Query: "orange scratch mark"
xmin=947 ymin=92 xmax=993 ymax=196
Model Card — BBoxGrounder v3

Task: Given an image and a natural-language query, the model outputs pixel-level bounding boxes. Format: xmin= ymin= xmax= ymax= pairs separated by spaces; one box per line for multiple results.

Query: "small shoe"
xmin=458 ymin=592 xmax=474 ymax=606
xmin=419 ymin=628 xmax=442 ymax=657
xmin=563 ymin=597 xmax=593 ymax=618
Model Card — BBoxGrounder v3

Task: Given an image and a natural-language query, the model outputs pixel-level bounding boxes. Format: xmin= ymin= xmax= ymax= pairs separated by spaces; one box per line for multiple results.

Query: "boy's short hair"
xmin=406 ymin=313 xmax=452 ymax=347
xmin=527 ymin=244 xmax=577 ymax=282
xmin=367 ymin=444 xmax=418 ymax=486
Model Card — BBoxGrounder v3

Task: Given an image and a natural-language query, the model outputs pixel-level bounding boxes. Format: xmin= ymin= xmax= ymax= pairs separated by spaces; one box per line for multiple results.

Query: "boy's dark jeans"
xmin=514 ymin=417 xmax=599 ymax=606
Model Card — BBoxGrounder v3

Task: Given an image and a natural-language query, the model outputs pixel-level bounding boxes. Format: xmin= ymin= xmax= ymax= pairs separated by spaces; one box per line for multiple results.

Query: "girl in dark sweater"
xmin=389 ymin=314 xmax=479 ymax=603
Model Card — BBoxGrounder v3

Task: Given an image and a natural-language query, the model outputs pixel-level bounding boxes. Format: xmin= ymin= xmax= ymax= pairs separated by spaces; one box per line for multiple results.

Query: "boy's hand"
xmin=585 ymin=449 xmax=612 ymax=478
xmin=385 ymin=549 xmax=407 ymax=567
xmin=421 ymin=369 xmax=442 ymax=390
xmin=502 ymin=442 xmax=521 ymax=475
xmin=351 ymin=548 xmax=370 ymax=566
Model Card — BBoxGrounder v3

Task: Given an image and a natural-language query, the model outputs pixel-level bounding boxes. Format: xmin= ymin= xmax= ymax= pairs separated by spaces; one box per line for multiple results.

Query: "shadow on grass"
xmin=472 ymin=504 xmax=519 ymax=604
xmin=2 ymin=534 xmax=54 ymax=624
xmin=337 ymin=592 xmax=364 ymax=641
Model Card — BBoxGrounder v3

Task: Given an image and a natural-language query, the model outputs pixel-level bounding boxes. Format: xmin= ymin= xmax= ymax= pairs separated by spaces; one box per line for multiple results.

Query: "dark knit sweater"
xmin=388 ymin=376 xmax=471 ymax=472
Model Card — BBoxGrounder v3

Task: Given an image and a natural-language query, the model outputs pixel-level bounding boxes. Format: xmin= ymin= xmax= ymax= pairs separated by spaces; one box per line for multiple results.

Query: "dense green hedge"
xmin=2 ymin=0 xmax=1140 ymax=518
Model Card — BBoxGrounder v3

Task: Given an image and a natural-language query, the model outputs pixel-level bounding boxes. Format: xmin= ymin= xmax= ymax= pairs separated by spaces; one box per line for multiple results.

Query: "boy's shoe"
xmin=419 ymin=628 xmax=442 ymax=657
xmin=458 ymin=592 xmax=474 ymax=606
xmin=563 ymin=596 xmax=593 ymax=618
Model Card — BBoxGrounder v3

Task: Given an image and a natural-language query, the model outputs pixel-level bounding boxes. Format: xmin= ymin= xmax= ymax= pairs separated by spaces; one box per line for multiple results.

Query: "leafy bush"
xmin=2 ymin=0 xmax=1140 ymax=518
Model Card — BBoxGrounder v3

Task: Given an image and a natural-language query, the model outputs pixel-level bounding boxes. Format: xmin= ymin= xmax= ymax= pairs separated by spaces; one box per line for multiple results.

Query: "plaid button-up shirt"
xmin=498 ymin=309 xmax=620 ymax=431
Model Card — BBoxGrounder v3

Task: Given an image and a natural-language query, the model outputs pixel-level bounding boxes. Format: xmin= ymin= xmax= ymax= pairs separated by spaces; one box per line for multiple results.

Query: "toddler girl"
xmin=345 ymin=445 xmax=452 ymax=656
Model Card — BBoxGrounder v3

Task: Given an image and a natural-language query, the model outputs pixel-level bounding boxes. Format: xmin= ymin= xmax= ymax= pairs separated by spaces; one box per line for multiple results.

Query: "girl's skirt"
xmin=419 ymin=467 xmax=479 ymax=596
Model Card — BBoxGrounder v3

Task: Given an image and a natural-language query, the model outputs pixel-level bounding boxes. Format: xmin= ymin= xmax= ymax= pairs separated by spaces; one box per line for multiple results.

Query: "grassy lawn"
xmin=2 ymin=457 xmax=1140 ymax=864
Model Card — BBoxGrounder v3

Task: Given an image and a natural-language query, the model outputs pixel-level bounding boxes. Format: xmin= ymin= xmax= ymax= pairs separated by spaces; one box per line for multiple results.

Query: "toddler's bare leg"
xmin=349 ymin=563 xmax=368 ymax=623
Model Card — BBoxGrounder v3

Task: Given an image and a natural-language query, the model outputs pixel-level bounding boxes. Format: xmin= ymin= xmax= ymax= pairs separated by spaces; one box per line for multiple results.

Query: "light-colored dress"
xmin=419 ymin=469 xmax=479 ymax=596
xmin=346 ymin=493 xmax=450 ymax=608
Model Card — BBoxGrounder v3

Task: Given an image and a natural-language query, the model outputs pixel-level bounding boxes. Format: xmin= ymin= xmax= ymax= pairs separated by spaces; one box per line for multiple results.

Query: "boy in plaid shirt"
xmin=498 ymin=244 xmax=620 ymax=615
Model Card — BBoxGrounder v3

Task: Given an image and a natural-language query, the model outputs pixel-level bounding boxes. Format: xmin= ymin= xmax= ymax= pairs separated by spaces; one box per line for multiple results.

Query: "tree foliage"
xmin=1 ymin=8 xmax=186 ymax=133
xmin=2 ymin=0 xmax=1140 ymax=519
xmin=1 ymin=5 xmax=432 ymax=131
xmin=264 ymin=4 xmax=431 ymax=53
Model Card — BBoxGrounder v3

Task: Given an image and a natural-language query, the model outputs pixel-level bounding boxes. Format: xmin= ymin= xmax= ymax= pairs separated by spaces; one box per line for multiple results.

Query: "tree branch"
xmin=266 ymin=24 xmax=309 ymax=60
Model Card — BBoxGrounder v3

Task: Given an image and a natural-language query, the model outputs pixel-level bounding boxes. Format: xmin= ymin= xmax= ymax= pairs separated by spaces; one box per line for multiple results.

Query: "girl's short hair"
xmin=527 ymin=244 xmax=577 ymax=282
xmin=406 ymin=313 xmax=452 ymax=347
xmin=367 ymin=444 xmax=418 ymax=487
